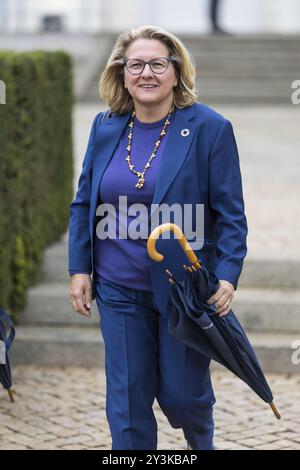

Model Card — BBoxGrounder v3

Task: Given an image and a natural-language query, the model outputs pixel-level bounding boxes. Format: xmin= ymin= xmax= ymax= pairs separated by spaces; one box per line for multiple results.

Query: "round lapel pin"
xmin=181 ymin=128 xmax=190 ymax=137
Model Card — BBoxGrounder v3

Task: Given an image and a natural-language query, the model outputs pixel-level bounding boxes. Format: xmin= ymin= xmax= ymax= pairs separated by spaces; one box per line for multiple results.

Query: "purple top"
xmin=92 ymin=111 xmax=173 ymax=291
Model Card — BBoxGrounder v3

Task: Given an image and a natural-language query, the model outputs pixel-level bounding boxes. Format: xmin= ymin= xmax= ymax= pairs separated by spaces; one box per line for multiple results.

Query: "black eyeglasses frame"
xmin=123 ymin=57 xmax=176 ymax=75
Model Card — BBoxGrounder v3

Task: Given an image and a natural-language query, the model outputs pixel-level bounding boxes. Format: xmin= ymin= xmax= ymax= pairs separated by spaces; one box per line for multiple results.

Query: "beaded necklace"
xmin=125 ymin=105 xmax=174 ymax=189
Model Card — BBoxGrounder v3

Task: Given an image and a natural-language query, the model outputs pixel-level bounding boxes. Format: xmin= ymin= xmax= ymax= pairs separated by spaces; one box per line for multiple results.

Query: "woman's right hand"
xmin=69 ymin=274 xmax=93 ymax=317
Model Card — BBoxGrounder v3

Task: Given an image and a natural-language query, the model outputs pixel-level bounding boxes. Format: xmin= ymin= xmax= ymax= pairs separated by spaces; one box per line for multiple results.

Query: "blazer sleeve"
xmin=68 ymin=112 xmax=103 ymax=275
xmin=208 ymin=119 xmax=248 ymax=289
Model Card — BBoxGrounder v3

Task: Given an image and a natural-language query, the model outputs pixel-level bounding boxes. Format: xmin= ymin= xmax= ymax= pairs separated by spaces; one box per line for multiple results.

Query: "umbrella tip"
xmin=7 ymin=388 xmax=14 ymax=403
xmin=269 ymin=401 xmax=281 ymax=420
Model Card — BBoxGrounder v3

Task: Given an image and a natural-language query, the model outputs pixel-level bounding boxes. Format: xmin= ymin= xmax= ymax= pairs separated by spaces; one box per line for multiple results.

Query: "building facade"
xmin=1 ymin=0 xmax=300 ymax=34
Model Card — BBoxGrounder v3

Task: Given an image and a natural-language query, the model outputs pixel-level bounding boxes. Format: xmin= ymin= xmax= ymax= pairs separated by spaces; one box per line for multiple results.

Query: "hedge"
xmin=0 ymin=51 xmax=73 ymax=322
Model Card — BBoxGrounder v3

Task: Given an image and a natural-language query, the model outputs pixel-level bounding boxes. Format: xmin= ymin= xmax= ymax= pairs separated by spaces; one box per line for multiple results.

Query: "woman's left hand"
xmin=206 ymin=280 xmax=235 ymax=317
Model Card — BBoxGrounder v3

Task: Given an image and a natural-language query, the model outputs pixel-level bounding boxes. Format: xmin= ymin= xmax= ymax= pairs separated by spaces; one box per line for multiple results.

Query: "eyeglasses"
xmin=123 ymin=57 xmax=174 ymax=75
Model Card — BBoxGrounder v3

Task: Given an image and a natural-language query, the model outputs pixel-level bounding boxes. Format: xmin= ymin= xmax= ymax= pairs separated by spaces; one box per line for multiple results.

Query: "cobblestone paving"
xmin=0 ymin=367 xmax=299 ymax=450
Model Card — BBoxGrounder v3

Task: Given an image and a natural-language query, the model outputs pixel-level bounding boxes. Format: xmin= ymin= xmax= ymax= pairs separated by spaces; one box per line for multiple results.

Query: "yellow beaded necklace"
xmin=125 ymin=105 xmax=174 ymax=189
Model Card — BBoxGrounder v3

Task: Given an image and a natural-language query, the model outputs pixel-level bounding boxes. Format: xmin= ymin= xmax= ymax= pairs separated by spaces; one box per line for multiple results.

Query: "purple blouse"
xmin=93 ymin=111 xmax=173 ymax=291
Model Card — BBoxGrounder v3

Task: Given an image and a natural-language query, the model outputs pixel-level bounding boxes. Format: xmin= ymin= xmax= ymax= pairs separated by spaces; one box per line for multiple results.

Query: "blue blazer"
xmin=68 ymin=102 xmax=247 ymax=315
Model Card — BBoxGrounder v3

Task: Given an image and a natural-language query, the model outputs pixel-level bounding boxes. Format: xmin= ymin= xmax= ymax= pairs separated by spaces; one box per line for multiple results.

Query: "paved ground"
xmin=1 ymin=367 xmax=299 ymax=450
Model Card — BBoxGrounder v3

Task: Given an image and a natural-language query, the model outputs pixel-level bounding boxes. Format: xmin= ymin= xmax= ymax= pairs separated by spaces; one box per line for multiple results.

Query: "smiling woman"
xmin=122 ymin=39 xmax=178 ymax=123
xmin=68 ymin=24 xmax=248 ymax=451
xmin=98 ymin=25 xmax=197 ymax=118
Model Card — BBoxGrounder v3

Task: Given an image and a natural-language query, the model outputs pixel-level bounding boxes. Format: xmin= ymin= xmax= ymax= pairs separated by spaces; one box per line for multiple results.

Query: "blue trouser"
xmin=95 ymin=278 xmax=215 ymax=450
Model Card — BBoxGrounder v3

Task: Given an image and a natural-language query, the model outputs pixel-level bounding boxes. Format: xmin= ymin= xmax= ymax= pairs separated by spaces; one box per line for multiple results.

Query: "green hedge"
xmin=0 ymin=51 xmax=73 ymax=321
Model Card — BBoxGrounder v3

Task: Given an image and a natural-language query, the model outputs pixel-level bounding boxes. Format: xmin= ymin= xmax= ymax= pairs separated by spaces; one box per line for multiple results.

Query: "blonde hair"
xmin=98 ymin=25 xmax=197 ymax=115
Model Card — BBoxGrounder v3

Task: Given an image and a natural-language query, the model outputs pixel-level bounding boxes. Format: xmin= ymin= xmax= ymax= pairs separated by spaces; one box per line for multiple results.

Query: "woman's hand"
xmin=206 ymin=280 xmax=235 ymax=317
xmin=69 ymin=274 xmax=93 ymax=317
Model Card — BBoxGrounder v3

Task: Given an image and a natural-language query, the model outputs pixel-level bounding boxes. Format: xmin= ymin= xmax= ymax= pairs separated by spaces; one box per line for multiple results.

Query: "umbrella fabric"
xmin=0 ymin=308 xmax=15 ymax=401
xmin=166 ymin=266 xmax=277 ymax=412
xmin=147 ymin=222 xmax=280 ymax=418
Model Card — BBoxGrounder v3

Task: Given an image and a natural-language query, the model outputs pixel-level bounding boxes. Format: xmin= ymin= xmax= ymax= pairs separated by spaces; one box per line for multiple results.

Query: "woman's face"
xmin=123 ymin=39 xmax=178 ymax=110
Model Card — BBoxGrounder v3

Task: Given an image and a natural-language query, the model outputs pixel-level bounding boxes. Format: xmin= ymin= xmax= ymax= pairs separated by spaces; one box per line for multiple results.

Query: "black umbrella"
xmin=147 ymin=223 xmax=280 ymax=420
xmin=0 ymin=307 xmax=15 ymax=402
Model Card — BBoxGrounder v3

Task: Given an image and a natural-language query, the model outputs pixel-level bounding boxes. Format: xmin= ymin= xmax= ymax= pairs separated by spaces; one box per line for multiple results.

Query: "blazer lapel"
xmin=91 ymin=112 xmax=131 ymax=219
xmin=150 ymin=105 xmax=197 ymax=218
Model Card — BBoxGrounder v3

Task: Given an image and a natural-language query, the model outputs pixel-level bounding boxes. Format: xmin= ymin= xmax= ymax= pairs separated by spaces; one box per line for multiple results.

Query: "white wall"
xmin=265 ymin=0 xmax=300 ymax=33
xmin=222 ymin=0 xmax=264 ymax=33
xmin=137 ymin=0 xmax=300 ymax=34
xmin=137 ymin=0 xmax=209 ymax=33
xmin=1 ymin=0 xmax=300 ymax=34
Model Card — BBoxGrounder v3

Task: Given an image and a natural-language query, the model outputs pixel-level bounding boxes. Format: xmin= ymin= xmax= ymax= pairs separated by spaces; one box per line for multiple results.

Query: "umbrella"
xmin=147 ymin=223 xmax=280 ymax=420
xmin=0 ymin=307 xmax=15 ymax=402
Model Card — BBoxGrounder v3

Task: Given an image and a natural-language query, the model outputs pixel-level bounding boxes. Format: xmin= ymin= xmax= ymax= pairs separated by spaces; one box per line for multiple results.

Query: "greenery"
xmin=0 ymin=51 xmax=73 ymax=322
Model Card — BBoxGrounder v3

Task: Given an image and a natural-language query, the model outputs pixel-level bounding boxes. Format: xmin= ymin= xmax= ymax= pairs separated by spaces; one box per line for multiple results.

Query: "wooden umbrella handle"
xmin=147 ymin=223 xmax=201 ymax=268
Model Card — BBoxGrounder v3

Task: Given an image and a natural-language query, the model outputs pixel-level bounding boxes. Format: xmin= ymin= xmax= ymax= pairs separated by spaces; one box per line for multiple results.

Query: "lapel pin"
xmin=181 ymin=128 xmax=190 ymax=137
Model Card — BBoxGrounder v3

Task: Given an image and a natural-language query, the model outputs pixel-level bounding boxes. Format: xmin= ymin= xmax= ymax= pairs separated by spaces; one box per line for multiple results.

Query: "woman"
xmin=68 ymin=25 xmax=247 ymax=450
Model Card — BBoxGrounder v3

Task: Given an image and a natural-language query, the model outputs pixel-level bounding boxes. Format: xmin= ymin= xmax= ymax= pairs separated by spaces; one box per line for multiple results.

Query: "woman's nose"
xmin=141 ymin=63 xmax=154 ymax=77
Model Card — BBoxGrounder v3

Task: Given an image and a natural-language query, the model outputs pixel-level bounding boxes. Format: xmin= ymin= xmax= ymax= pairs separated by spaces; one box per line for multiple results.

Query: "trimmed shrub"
xmin=0 ymin=51 xmax=73 ymax=321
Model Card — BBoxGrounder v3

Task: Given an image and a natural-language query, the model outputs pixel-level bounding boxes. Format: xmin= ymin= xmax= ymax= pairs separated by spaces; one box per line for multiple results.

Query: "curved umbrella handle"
xmin=147 ymin=223 xmax=201 ymax=268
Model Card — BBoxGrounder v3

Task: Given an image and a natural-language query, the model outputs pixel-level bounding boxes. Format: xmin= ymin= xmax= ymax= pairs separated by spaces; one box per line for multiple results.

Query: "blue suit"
xmin=68 ymin=103 xmax=247 ymax=449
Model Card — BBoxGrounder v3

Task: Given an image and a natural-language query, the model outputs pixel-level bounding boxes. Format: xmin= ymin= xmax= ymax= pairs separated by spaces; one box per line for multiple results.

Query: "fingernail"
xmin=86 ymin=303 xmax=91 ymax=309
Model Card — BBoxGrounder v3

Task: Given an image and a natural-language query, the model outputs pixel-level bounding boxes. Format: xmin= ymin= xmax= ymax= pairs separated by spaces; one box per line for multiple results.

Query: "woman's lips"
xmin=138 ymin=85 xmax=158 ymax=91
